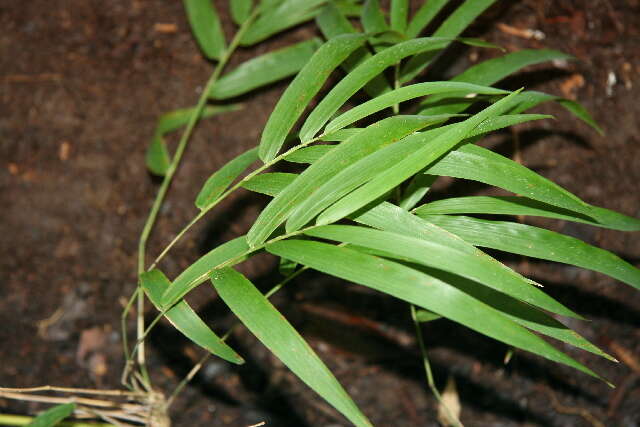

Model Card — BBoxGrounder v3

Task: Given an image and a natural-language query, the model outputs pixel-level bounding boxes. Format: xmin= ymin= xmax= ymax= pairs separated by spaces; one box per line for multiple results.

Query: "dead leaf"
xmin=437 ymin=376 xmax=462 ymax=427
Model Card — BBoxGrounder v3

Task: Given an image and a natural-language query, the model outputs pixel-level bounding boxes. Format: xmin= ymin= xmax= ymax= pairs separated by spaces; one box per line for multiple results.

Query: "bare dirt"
xmin=1 ymin=0 xmax=639 ymax=426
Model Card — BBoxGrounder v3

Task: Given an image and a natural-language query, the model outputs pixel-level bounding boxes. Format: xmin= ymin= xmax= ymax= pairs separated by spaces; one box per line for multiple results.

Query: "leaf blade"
xmin=250 ymin=115 xmax=440 ymax=245
xmin=325 ymin=81 xmax=508 ymax=133
xmin=317 ymin=90 xmax=523 ymax=225
xmin=266 ymin=240 xmax=601 ymax=380
xmin=299 ymin=37 xmax=454 ymax=141
xmin=195 ymin=147 xmax=259 ymax=210
xmin=183 ymin=0 xmax=226 ymax=60
xmin=27 ymin=403 xmax=76 ymax=427
xmin=306 ymin=224 xmax=579 ymax=317
xmin=162 ymin=236 xmax=249 ymax=307
xmin=141 ymin=269 xmax=244 ymax=364
xmin=420 ymin=215 xmax=640 ymax=292
xmin=258 ymin=33 xmax=367 ymax=162
xmin=414 ymin=196 xmax=640 ymax=231
xmin=211 ymin=267 xmax=372 ymax=427
xmin=210 ymin=39 xmax=322 ymax=100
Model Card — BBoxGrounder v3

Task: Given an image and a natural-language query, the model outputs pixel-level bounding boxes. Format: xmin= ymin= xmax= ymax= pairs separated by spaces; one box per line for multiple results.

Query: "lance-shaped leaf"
xmin=162 ymin=236 xmax=249 ymax=307
xmin=400 ymin=0 xmax=498 ymax=82
xmin=424 ymin=269 xmax=614 ymax=360
xmin=28 ymin=403 xmax=76 ymax=427
xmin=299 ymin=37 xmax=456 ymax=141
xmin=316 ymin=90 xmax=522 ymax=225
xmin=325 ymin=81 xmax=508 ymax=133
xmin=241 ymin=0 xmax=327 ymax=46
xmin=405 ymin=0 xmax=449 ymax=38
xmin=415 ymin=49 xmax=593 ymax=125
xmin=195 ymin=148 xmax=258 ymax=210
xmin=414 ymin=196 xmax=640 ymax=232
xmin=209 ymin=39 xmax=322 ymax=100
xmin=350 ymin=202 xmax=613 ymax=359
xmin=315 ymin=2 xmax=391 ymax=97
xmin=266 ymin=240 xmax=602 ymax=380
xmin=506 ymin=91 xmax=602 ymax=134
xmin=423 ymin=143 xmax=591 ymax=215
xmin=286 ymin=113 xmax=548 ymax=231
xmin=141 ymin=269 xmax=244 ymax=364
xmin=419 ymin=215 xmax=640 ymax=292
xmin=390 ymin=0 xmax=409 ymax=33
xmin=146 ymin=105 xmax=238 ymax=176
xmin=306 ymin=225 xmax=578 ymax=317
xmin=362 ymin=0 xmax=388 ymax=34
xmin=230 ymin=0 xmax=253 ymax=25
xmin=249 ymin=115 xmax=439 ymax=246
xmin=210 ymin=267 xmax=372 ymax=427
xmin=183 ymin=0 xmax=226 ymax=60
xmin=258 ymin=33 xmax=367 ymax=162
xmin=287 ymin=115 xmax=463 ymax=232
xmin=242 ymin=172 xmax=297 ymax=197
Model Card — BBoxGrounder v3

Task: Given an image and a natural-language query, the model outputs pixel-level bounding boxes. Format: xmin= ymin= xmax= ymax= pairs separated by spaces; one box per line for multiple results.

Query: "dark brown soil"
xmin=1 ymin=1 xmax=639 ymax=426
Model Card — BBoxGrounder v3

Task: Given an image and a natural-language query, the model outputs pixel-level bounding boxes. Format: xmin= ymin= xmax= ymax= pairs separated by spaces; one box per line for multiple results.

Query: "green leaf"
xmin=362 ymin=0 xmax=388 ymax=34
xmin=423 ymin=143 xmax=591 ymax=215
xmin=183 ymin=0 xmax=226 ymax=60
xmin=350 ymin=202 xmax=616 ymax=354
xmin=425 ymin=269 xmax=614 ymax=361
xmin=414 ymin=309 xmax=442 ymax=322
xmin=417 ymin=49 xmax=573 ymax=115
xmin=405 ymin=0 xmax=449 ymax=38
xmin=210 ymin=267 xmax=372 ymax=427
xmin=146 ymin=136 xmax=171 ymax=176
xmin=320 ymin=128 xmax=364 ymax=141
xmin=249 ymin=115 xmax=440 ymax=246
xmin=242 ymin=172 xmax=297 ymax=197
xmin=299 ymin=37 xmax=456 ymax=141
xmin=141 ymin=269 xmax=244 ymax=364
xmin=325 ymin=81 xmax=508 ymax=133
xmin=420 ymin=215 xmax=640 ymax=292
xmin=506 ymin=91 xmax=603 ymax=135
xmin=353 ymin=202 xmax=614 ymax=360
xmin=266 ymin=240 xmax=602 ymax=380
xmin=162 ymin=236 xmax=249 ymax=307
xmin=195 ymin=147 xmax=259 ymax=210
xmin=146 ymin=105 xmax=239 ymax=176
xmin=401 ymin=0 xmax=498 ymax=82
xmin=399 ymin=174 xmax=438 ymax=210
xmin=210 ymin=39 xmax=322 ymax=100
xmin=306 ymin=224 xmax=579 ymax=317
xmin=316 ymin=90 xmax=522 ymax=225
xmin=230 ymin=0 xmax=253 ymax=25
xmin=287 ymin=115 xmax=460 ymax=232
xmin=26 ymin=403 xmax=75 ymax=427
xmin=258 ymin=33 xmax=367 ymax=162
xmin=390 ymin=0 xmax=409 ymax=33
xmin=335 ymin=0 xmax=363 ymax=16
xmin=315 ymin=3 xmax=391 ymax=98
xmin=241 ymin=0 xmax=326 ymax=45
xmin=284 ymin=144 xmax=334 ymax=163
xmin=414 ymin=196 xmax=640 ymax=231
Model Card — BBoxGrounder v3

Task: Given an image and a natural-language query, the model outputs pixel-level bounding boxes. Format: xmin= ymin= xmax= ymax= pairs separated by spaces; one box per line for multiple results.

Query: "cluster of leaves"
xmin=140 ymin=0 xmax=640 ymax=425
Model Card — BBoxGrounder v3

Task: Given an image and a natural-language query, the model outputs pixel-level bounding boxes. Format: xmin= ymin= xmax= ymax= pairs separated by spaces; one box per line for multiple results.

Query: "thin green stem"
xmin=149 ymin=133 xmax=323 ymax=270
xmin=410 ymin=305 xmax=463 ymax=427
xmin=131 ymin=10 xmax=258 ymax=388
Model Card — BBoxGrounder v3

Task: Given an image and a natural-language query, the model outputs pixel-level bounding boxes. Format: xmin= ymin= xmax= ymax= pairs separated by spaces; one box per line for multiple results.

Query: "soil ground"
xmin=1 ymin=0 xmax=639 ymax=426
